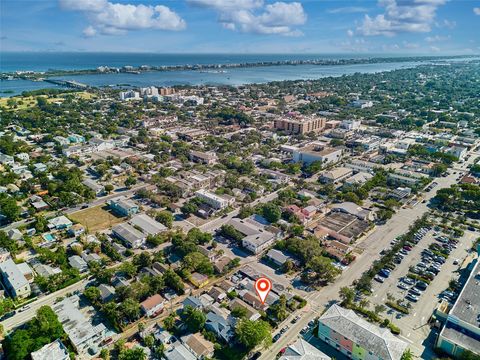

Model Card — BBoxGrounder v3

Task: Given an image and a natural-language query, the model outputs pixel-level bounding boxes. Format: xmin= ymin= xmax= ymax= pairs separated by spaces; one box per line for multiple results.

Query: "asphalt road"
xmin=1 ymin=278 xmax=90 ymax=332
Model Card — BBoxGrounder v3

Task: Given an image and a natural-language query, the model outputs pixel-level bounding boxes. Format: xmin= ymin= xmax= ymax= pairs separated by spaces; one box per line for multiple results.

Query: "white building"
xmin=195 ymin=189 xmax=235 ymax=210
xmin=341 ymin=119 xmax=361 ymax=130
xmin=120 ymin=90 xmax=141 ymax=101
xmin=0 ymin=258 xmax=31 ymax=298
xmin=293 ymin=144 xmax=343 ymax=165
xmin=31 ymin=339 xmax=69 ymax=360
xmin=53 ymin=295 xmax=107 ymax=356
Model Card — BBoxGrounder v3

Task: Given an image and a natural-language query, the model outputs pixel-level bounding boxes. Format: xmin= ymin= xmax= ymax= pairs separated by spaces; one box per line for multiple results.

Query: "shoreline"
xmin=1 ymin=54 xmax=477 ymax=81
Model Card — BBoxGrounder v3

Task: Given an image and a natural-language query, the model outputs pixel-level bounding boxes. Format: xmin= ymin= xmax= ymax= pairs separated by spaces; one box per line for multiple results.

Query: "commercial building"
xmin=112 ymin=222 xmax=146 ymax=248
xmin=435 ymin=258 xmax=480 ymax=357
xmin=274 ymin=116 xmax=326 ymax=135
xmin=119 ymin=90 xmax=141 ymax=101
xmin=0 ymin=258 xmax=31 ymax=298
xmin=293 ymin=144 xmax=343 ymax=166
xmin=129 ymin=213 xmax=167 ymax=235
xmin=320 ymin=167 xmax=353 ymax=184
xmin=53 ymin=295 xmax=107 ymax=356
xmin=195 ymin=189 xmax=235 ymax=210
xmin=317 ymin=304 xmax=408 ymax=360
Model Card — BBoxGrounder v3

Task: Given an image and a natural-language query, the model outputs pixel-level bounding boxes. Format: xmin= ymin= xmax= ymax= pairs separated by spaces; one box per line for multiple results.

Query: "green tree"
xmin=400 ymin=349 xmax=414 ymax=360
xmin=182 ymin=305 xmax=206 ymax=333
xmin=262 ymin=202 xmax=281 ymax=223
xmin=339 ymin=287 xmax=355 ymax=307
xmin=306 ymin=256 xmax=341 ymax=284
xmin=83 ymin=286 xmax=101 ymax=305
xmin=118 ymin=348 xmax=146 ymax=360
xmin=155 ymin=211 xmax=174 ymax=228
xmin=124 ymin=176 xmax=137 ymax=188
xmin=104 ymin=184 xmax=114 ymax=193
xmin=235 ymin=319 xmax=272 ymax=350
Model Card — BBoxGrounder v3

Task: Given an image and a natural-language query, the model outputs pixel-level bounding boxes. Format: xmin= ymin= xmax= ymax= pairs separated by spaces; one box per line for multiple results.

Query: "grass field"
xmin=0 ymin=91 xmax=95 ymax=109
xmin=69 ymin=205 xmax=124 ymax=232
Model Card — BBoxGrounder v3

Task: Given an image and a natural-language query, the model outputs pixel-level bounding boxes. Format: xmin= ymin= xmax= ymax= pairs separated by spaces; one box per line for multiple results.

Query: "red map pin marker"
xmin=255 ymin=277 xmax=272 ymax=304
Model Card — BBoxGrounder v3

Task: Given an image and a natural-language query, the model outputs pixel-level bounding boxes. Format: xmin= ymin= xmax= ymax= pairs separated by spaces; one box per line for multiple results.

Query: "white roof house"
xmin=31 ymin=339 xmax=69 ymax=360
xmin=279 ymin=338 xmax=330 ymax=360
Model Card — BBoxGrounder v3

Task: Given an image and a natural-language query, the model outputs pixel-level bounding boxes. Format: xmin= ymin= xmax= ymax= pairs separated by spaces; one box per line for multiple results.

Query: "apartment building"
xmin=318 ymin=304 xmax=408 ymax=360
xmin=274 ymin=116 xmax=326 ymax=135
xmin=195 ymin=189 xmax=235 ymax=210
xmin=0 ymin=258 xmax=31 ymax=298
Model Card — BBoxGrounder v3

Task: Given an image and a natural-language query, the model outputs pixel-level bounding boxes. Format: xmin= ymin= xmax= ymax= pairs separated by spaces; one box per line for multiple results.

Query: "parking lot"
xmin=367 ymin=227 xmax=478 ymax=357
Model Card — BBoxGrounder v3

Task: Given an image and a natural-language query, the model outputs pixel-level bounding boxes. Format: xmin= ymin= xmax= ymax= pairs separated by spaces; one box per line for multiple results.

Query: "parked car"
xmin=398 ymin=282 xmax=409 ymax=290
xmin=406 ymin=294 xmax=419 ymax=302
xmin=403 ymin=277 xmax=415 ymax=285
xmin=416 ymin=281 xmax=428 ymax=291
xmin=374 ymin=275 xmax=385 ymax=283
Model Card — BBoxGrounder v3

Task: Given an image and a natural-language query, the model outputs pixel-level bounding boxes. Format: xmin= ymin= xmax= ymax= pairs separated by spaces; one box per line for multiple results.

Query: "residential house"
xmin=141 ymin=294 xmax=165 ymax=317
xmin=48 ymin=215 xmax=73 ymax=230
xmin=164 ymin=342 xmax=196 ymax=360
xmin=68 ymin=224 xmax=85 ymax=237
xmin=190 ymin=272 xmax=209 ymax=288
xmin=108 ymin=197 xmax=139 ymax=217
xmin=181 ymin=333 xmax=215 ymax=359
xmin=279 ymin=338 xmax=330 ymax=360
xmin=205 ymin=312 xmax=234 ymax=343
xmin=98 ymin=284 xmax=116 ymax=302
xmin=68 ymin=255 xmax=88 ymax=273
xmin=31 ymin=339 xmax=70 ymax=360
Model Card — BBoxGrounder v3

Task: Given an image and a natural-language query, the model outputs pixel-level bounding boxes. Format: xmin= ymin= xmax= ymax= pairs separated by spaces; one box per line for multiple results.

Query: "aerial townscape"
xmin=1 ymin=1 xmax=480 ymax=360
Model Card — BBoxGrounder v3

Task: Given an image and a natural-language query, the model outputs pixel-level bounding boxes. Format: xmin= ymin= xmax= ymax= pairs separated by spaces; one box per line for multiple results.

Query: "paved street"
xmin=1 ymin=278 xmax=90 ymax=332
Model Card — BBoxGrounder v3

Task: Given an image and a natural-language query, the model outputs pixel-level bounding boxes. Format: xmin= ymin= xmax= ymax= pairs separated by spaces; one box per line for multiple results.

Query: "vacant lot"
xmin=69 ymin=205 xmax=124 ymax=232
xmin=0 ymin=91 xmax=95 ymax=109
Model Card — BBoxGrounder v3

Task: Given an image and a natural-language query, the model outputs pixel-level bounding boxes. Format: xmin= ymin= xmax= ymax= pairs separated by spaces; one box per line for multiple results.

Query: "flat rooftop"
xmin=440 ymin=259 xmax=480 ymax=353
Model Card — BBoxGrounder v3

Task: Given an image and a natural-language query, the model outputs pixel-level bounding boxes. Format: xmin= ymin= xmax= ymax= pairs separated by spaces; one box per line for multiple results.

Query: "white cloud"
xmin=430 ymin=45 xmax=440 ymax=52
xmin=327 ymin=6 xmax=369 ymax=14
xmin=357 ymin=0 xmax=447 ymax=36
xmin=403 ymin=41 xmax=419 ymax=49
xmin=189 ymin=0 xmax=306 ymax=36
xmin=425 ymin=34 xmax=450 ymax=42
xmin=347 ymin=29 xmax=354 ymax=37
xmin=474 ymin=7 xmax=480 ymax=15
xmin=83 ymin=25 xmax=97 ymax=37
xmin=59 ymin=0 xmax=186 ymax=36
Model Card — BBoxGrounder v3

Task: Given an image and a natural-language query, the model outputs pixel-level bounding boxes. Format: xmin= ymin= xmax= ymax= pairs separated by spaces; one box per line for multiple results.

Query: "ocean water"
xmin=0 ymin=52 xmax=399 ymax=72
xmin=0 ymin=53 xmax=476 ymax=97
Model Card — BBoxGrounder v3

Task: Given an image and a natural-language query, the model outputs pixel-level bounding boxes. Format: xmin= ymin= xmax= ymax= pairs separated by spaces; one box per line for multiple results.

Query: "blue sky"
xmin=1 ymin=0 xmax=479 ymax=54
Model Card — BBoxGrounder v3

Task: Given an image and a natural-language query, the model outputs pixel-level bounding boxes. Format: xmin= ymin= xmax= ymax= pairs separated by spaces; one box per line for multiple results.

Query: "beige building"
xmin=274 ymin=116 xmax=326 ymax=134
